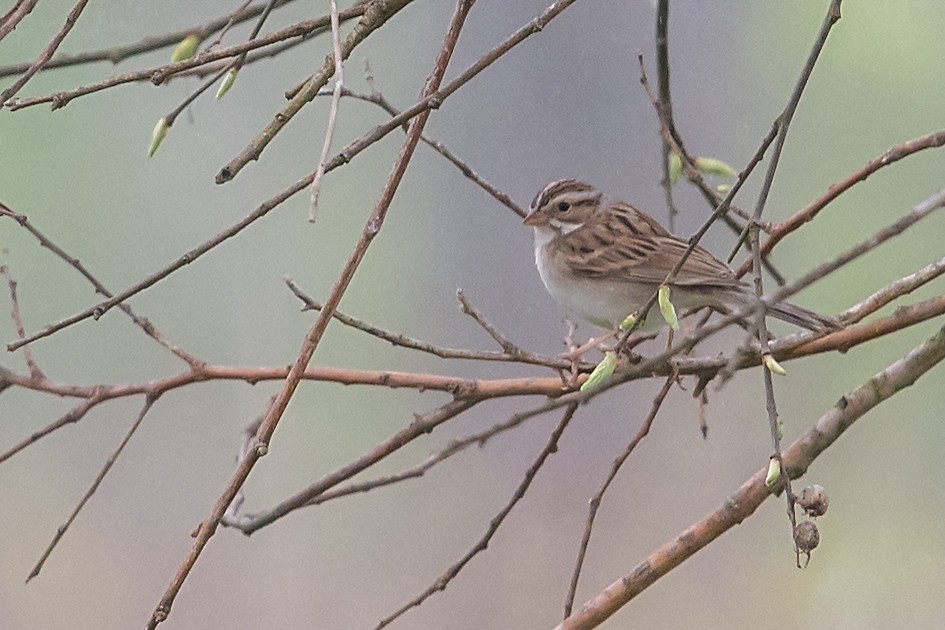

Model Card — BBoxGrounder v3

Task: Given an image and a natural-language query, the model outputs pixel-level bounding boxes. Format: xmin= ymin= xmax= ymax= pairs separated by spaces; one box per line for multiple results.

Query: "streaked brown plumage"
xmin=524 ymin=179 xmax=838 ymax=332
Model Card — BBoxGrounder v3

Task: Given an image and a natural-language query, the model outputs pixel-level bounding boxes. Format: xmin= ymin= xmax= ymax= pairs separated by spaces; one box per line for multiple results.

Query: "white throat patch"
xmin=549 ymin=218 xmax=582 ymax=234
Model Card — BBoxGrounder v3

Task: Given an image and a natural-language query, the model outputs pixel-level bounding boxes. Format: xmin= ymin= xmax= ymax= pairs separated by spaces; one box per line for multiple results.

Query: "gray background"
xmin=2 ymin=2 xmax=945 ymax=628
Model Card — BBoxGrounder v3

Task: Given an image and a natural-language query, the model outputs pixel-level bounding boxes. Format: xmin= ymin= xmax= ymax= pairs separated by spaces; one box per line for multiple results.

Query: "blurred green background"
xmin=2 ymin=1 xmax=945 ymax=628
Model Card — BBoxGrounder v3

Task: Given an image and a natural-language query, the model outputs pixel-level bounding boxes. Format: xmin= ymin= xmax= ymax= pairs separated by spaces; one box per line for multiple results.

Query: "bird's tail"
xmin=768 ymin=301 xmax=840 ymax=332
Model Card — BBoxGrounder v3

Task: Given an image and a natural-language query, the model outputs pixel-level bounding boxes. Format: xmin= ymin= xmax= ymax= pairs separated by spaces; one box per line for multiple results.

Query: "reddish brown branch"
xmin=4 ymin=292 xmax=942 ymax=467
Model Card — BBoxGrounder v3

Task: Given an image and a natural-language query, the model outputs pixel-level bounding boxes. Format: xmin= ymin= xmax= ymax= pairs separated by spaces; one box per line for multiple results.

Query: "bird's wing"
xmin=558 ymin=202 xmax=744 ymax=289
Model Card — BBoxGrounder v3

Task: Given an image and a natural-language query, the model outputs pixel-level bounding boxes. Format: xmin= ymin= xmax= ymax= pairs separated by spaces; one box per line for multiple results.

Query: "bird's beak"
xmin=523 ymin=208 xmax=541 ymax=226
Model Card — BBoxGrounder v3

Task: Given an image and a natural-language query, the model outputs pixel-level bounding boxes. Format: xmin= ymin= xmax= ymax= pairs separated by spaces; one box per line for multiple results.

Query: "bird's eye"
xmin=557 ymin=201 xmax=571 ymax=213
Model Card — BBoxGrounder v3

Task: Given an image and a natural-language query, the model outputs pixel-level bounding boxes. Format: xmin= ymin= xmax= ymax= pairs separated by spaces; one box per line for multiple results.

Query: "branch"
xmin=0 ymin=0 xmax=39 ymax=44
xmin=216 ymin=0 xmax=582 ymax=183
xmin=0 ymin=201 xmax=203 ymax=367
xmin=26 ymin=394 xmax=159 ymax=582
xmin=0 ymin=1 xmax=304 ymax=78
xmin=0 ymin=0 xmax=91 ymax=104
xmin=285 ymin=278 xmax=579 ymax=369
xmin=735 ymin=129 xmax=945 ymax=276
xmin=144 ymin=2 xmax=476 ymax=626
xmin=308 ymin=0 xmax=344 ymax=221
xmin=7 ymin=0 xmax=582 ymax=351
xmin=563 ymin=376 xmax=674 ymax=617
xmin=556 ymin=321 xmax=945 ymax=630
xmin=4 ymin=4 xmax=370 ymax=111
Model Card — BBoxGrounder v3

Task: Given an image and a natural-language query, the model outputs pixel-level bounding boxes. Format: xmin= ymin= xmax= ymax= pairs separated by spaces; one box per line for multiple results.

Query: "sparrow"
xmin=524 ymin=179 xmax=838 ymax=333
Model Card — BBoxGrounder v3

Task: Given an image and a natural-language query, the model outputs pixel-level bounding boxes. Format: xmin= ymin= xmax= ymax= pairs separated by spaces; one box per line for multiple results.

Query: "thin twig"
xmin=0 ymin=1 xmax=303 ymax=78
xmin=654 ymin=0 xmax=678 ymax=230
xmin=216 ymin=0 xmax=583 ymax=183
xmin=0 ymin=202 xmax=203 ymax=367
xmin=285 ymin=278 xmax=581 ymax=369
xmin=309 ymin=0 xmax=344 ymax=222
xmin=746 ymin=0 xmax=844 ymax=537
xmin=320 ymin=83 xmax=526 ymax=217
xmin=159 ymin=0 xmax=284 ymax=135
xmin=225 ymin=398 xmax=481 ymax=533
xmin=307 ymin=401 xmax=555 ymax=506
xmin=376 ymin=403 xmax=578 ymax=630
xmin=457 ymin=289 xmax=525 ymax=355
xmin=735 ymin=128 xmax=945 ymax=277
xmin=637 ymin=54 xmax=782 ymax=279
xmin=26 ymin=394 xmax=159 ymax=582
xmin=203 ymin=0 xmax=253 ymax=51
xmin=4 ymin=4 xmax=371 ymax=111
xmin=0 ymin=263 xmax=43 ymax=379
xmin=840 ymin=255 xmax=945 ymax=324
xmin=0 ymin=396 xmax=103 ymax=465
xmin=0 ymin=0 xmax=40 ymax=43
xmin=563 ymin=376 xmax=674 ymax=618
xmin=1 ymin=0 xmax=91 ymax=104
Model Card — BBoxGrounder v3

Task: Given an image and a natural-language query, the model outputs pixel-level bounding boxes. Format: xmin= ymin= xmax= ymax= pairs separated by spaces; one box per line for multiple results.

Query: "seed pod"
xmin=797 ymin=484 xmax=829 ymax=517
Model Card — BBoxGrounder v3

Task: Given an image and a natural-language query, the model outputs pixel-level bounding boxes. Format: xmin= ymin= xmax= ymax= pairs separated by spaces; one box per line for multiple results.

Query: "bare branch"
xmin=308 ymin=0 xmax=345 ymax=222
xmin=564 ymin=376 xmax=674 ymax=617
xmin=1 ymin=0 xmax=91 ymax=104
xmin=26 ymin=394 xmax=159 ymax=582
xmin=0 ymin=1 xmax=303 ymax=78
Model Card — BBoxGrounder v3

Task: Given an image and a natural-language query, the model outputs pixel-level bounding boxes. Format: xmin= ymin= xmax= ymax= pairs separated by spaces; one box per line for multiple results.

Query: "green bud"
xmin=171 ymin=34 xmax=201 ymax=63
xmin=658 ymin=285 xmax=679 ymax=330
xmin=695 ymin=156 xmax=737 ymax=178
xmin=148 ymin=117 xmax=169 ymax=158
xmin=216 ymin=67 xmax=239 ymax=99
xmin=765 ymin=458 xmax=781 ymax=487
xmin=619 ymin=314 xmax=639 ymax=331
xmin=668 ymin=151 xmax=682 ymax=185
xmin=763 ymin=354 xmax=787 ymax=376
xmin=580 ymin=351 xmax=617 ymax=393
xmin=716 ymin=184 xmax=731 ymax=194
